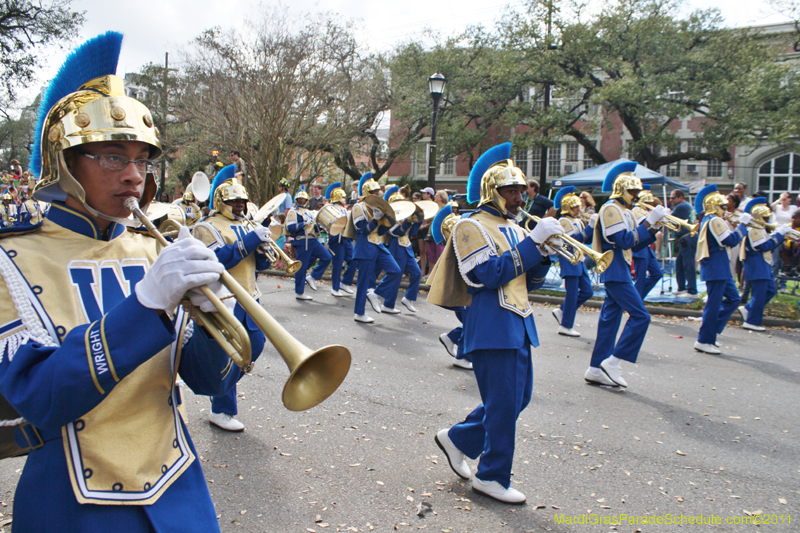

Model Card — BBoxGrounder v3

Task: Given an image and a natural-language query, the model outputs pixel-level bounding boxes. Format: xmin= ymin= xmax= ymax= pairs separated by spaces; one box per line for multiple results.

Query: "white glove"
xmin=187 ymin=280 xmax=235 ymax=313
xmin=253 ymin=225 xmax=273 ymax=243
xmin=371 ymin=206 xmax=384 ymax=220
xmin=528 ymin=217 xmax=564 ymax=254
xmin=738 ymin=212 xmax=753 ymax=226
xmin=588 ymin=214 xmax=598 ymax=229
xmin=135 ymin=226 xmax=224 ymax=312
xmin=646 ymin=205 xmax=669 ymax=226
xmin=776 ymin=224 xmax=791 ymax=236
xmin=304 ymin=213 xmax=315 ymax=226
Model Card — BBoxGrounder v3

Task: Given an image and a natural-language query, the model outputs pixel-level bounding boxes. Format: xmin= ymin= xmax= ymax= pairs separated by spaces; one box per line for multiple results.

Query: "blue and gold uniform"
xmin=587 ymin=162 xmax=661 ymax=387
xmin=384 ymin=186 xmax=422 ymax=311
xmin=285 ymin=188 xmax=331 ymax=299
xmin=631 ymin=187 xmax=663 ymax=299
xmin=324 ymin=183 xmax=355 ymax=295
xmin=192 ymin=168 xmax=269 ymax=423
xmin=553 ymin=187 xmax=594 ymax=335
xmin=0 ymin=32 xmax=255 ymax=532
xmin=428 ymin=143 xmax=561 ymax=504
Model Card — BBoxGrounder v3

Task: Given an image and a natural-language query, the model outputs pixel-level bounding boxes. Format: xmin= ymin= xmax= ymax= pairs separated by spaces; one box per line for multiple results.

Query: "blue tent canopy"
xmin=550 ymin=158 xmax=690 ymax=192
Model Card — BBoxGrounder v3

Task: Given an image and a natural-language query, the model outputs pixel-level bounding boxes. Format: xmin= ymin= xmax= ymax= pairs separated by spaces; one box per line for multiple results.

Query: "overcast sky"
xmin=19 ymin=0 xmax=794 ymax=106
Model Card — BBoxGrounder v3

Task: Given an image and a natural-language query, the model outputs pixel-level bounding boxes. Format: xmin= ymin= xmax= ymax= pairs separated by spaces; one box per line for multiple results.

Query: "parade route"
xmin=2 ymin=275 xmax=797 ymax=532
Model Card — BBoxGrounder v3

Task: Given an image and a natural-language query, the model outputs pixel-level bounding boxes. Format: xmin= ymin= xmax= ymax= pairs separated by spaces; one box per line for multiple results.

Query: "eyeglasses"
xmin=669 ymin=196 xmax=677 ymax=200
xmin=80 ymin=152 xmax=160 ymax=175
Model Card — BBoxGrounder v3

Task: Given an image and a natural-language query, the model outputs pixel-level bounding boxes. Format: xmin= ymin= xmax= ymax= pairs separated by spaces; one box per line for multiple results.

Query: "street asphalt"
xmin=1 ymin=274 xmax=798 ymax=533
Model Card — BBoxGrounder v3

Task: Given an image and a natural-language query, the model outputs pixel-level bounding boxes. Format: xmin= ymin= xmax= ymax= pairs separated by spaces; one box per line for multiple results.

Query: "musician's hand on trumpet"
xmin=738 ymin=212 xmax=753 ymax=226
xmin=645 ymin=204 xmax=671 ymax=228
xmin=135 ymin=226 xmax=226 ymax=313
xmin=528 ymin=217 xmax=566 ymax=256
xmin=252 ymin=224 xmax=274 ymax=244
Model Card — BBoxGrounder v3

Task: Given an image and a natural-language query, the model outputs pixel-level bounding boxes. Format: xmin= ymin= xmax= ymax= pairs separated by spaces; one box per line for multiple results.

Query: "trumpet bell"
xmin=593 ymin=251 xmax=614 ymax=274
xmin=284 ymin=345 xmax=352 ymax=412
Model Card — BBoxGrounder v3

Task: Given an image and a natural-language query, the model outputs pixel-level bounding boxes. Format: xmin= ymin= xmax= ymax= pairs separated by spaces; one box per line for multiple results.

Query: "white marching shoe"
xmin=600 ymin=359 xmax=627 ymax=387
xmin=354 ymin=314 xmax=375 ymax=323
xmin=584 ymin=368 xmax=616 ymax=387
xmin=209 ymin=412 xmax=245 ymax=432
xmin=439 ymin=333 xmax=458 ymax=357
xmin=340 ymin=285 xmax=355 ymax=295
xmin=381 ymin=304 xmax=401 ymax=314
xmin=471 ymin=476 xmax=526 ymax=504
xmin=558 ymin=325 xmax=580 ymax=337
xmin=741 ymin=322 xmax=766 ymax=332
xmin=738 ymin=305 xmax=748 ymax=322
xmin=295 ymin=293 xmax=313 ymax=301
xmin=453 ymin=358 xmax=473 ymax=370
xmin=552 ymin=308 xmax=563 ymax=325
xmin=435 ymin=428 xmax=471 ymax=479
xmin=305 ymin=275 xmax=317 ymax=291
xmin=694 ymin=341 xmax=721 ymax=355
xmin=330 ymin=289 xmax=345 ymax=297
xmin=401 ymin=297 xmax=417 ymax=313
xmin=366 ymin=291 xmax=382 ymax=313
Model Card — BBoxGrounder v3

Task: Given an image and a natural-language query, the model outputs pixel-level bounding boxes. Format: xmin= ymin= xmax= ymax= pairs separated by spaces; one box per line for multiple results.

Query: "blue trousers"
xmin=675 ymin=237 xmax=698 ymax=294
xmin=211 ymin=303 xmax=267 ymax=416
xmin=560 ymin=273 xmax=593 ymax=329
xmin=634 ymin=253 xmax=663 ymax=299
xmin=744 ymin=278 xmax=776 ymax=327
xmin=698 ymin=278 xmax=741 ymax=344
xmin=354 ymin=253 xmax=401 ymax=315
xmin=293 ymin=239 xmax=331 ymax=294
xmin=446 ymin=308 xmax=472 ymax=362
xmin=394 ymin=250 xmax=421 ymax=302
xmin=590 ymin=280 xmax=650 ymax=367
xmin=341 ymin=247 xmax=357 ymax=287
xmin=448 ymin=344 xmax=532 ymax=488
xmin=329 ymin=238 xmax=354 ymax=291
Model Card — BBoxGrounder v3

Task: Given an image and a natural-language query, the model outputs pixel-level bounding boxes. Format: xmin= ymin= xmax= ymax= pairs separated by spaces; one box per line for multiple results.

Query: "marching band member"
xmin=428 ymin=142 xmax=564 ymax=504
xmin=585 ymin=162 xmax=666 ymax=388
xmin=176 ymin=184 xmax=203 ymax=225
xmin=552 ymin=186 xmax=593 ymax=337
xmin=0 ymin=193 xmax=18 ymax=227
xmin=384 ymin=185 xmax=422 ymax=313
xmin=432 ymin=204 xmax=473 ymax=370
xmin=693 ymin=184 xmax=751 ymax=354
xmin=0 ymin=33 xmax=259 ymax=532
xmin=346 ymin=172 xmax=401 ymax=323
xmin=192 ymin=167 xmax=270 ymax=431
xmin=19 ymin=195 xmax=45 ymax=226
xmin=630 ymin=185 xmax=664 ymax=299
xmin=325 ymin=182 xmax=355 ymax=297
xmin=737 ymin=198 xmax=792 ymax=331
xmin=285 ymin=187 xmax=332 ymax=301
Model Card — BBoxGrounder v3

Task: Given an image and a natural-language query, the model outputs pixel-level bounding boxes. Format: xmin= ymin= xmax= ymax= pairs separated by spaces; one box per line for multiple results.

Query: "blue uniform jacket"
xmin=387 ymin=219 xmax=421 ymax=259
xmin=743 ymin=230 xmax=782 ymax=281
xmin=699 ymin=215 xmax=746 ymax=281
xmin=559 ymin=220 xmax=592 ymax=278
xmin=352 ymin=206 xmax=390 ymax=260
xmin=596 ymin=200 xmax=655 ymax=283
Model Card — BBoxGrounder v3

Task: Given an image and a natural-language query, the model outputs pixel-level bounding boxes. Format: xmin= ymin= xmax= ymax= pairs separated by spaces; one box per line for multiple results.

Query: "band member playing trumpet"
xmin=0 ymin=33 xmax=261 ymax=532
xmin=693 ymin=184 xmax=751 ymax=354
xmin=552 ymin=186 xmax=594 ymax=337
xmin=384 ymin=186 xmax=422 ymax=313
xmin=348 ymin=173 xmax=401 ymax=323
xmin=285 ymin=187 xmax=332 ymax=301
xmin=193 ymin=168 xmax=270 ymax=431
xmin=0 ymin=192 xmax=18 ymax=227
xmin=631 ymin=185 xmax=664 ymax=299
xmin=325 ymin=182 xmax=356 ymax=297
xmin=586 ymin=162 xmax=667 ymax=388
xmin=176 ymin=182 xmax=203 ymax=225
xmin=428 ymin=143 xmax=564 ymax=504
xmin=737 ymin=198 xmax=793 ymax=331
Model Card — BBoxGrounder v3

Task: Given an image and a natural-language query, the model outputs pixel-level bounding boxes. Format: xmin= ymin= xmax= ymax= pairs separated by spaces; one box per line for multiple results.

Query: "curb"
xmin=261 ymin=269 xmax=800 ymax=329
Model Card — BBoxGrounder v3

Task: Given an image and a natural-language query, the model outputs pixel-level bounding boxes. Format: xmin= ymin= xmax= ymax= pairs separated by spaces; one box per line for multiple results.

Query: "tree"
xmin=0 ymin=0 xmax=84 ymax=110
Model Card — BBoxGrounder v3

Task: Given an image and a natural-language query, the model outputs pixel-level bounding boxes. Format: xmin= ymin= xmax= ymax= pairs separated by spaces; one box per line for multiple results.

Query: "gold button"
xmin=75 ymin=113 xmax=91 ymax=128
xmin=110 ymin=107 xmax=126 ymax=121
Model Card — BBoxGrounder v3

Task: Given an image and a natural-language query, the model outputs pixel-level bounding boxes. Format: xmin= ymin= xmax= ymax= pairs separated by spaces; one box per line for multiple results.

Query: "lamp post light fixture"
xmin=427 ymin=71 xmax=447 ymax=190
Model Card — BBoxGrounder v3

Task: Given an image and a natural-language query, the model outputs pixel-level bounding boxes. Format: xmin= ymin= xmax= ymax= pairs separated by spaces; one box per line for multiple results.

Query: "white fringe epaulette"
xmin=181 ymin=320 xmax=194 ymax=348
xmin=0 ymin=248 xmax=58 ymax=427
xmin=452 ymin=218 xmax=496 ymax=288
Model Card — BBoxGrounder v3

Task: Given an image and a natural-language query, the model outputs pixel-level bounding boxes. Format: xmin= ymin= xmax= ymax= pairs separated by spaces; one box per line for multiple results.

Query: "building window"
xmin=662 ymin=146 xmax=681 ymax=178
xmin=565 ymin=142 xmax=579 ymax=163
xmin=548 ymin=145 xmax=560 ymax=177
xmin=514 ymin=147 xmax=528 ymax=177
xmin=531 ymin=148 xmax=542 ymax=178
xmin=758 ymin=153 xmax=800 ymax=203
xmin=707 ymin=159 xmax=722 ymax=178
xmin=442 ymin=157 xmax=455 ymax=176
xmin=413 ymin=144 xmax=427 ymax=177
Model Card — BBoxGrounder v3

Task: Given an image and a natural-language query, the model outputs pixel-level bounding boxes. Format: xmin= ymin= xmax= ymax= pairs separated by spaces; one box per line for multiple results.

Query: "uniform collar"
xmin=479 ymin=204 xmax=509 ymax=219
xmin=47 ymin=202 xmax=128 ymax=241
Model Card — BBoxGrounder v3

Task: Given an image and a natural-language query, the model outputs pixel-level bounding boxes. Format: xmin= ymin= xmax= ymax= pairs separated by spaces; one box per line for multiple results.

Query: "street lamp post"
xmin=427 ymin=72 xmax=447 ymax=190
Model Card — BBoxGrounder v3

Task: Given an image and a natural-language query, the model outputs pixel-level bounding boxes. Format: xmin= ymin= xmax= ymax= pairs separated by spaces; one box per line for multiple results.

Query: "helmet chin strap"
xmin=83 ymin=201 xmax=141 ymax=228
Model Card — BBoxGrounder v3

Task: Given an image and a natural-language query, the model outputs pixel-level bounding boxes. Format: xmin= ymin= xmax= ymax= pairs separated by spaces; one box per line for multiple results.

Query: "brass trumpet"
xmin=724 ymin=212 xmax=777 ymax=232
xmin=518 ymin=211 xmax=614 ymax=274
xmin=242 ymin=217 xmax=302 ymax=275
xmin=636 ymin=202 xmax=699 ymax=237
xmin=126 ymin=198 xmax=352 ymax=411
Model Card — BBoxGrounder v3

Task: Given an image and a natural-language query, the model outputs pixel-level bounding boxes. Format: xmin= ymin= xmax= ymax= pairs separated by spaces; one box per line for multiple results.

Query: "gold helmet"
xmin=467 ymin=143 xmax=526 ymax=217
xmin=602 ymin=162 xmax=642 ymax=206
xmin=562 ymin=195 xmax=581 ymax=214
xmin=1 ymin=193 xmax=12 ymax=202
xmin=751 ymin=204 xmax=771 ymax=222
xmin=330 ymin=188 xmax=346 ymax=204
xmin=212 ymin=172 xmax=249 ymax=220
xmin=362 ymin=179 xmax=380 ymax=195
xmin=638 ymin=190 xmax=656 ymax=205
xmin=31 ymin=33 xmax=162 ymax=225
xmin=183 ymin=184 xmax=195 ymax=203
xmin=695 ymin=184 xmax=726 ymax=217
xmin=295 ymin=188 xmax=309 ymax=202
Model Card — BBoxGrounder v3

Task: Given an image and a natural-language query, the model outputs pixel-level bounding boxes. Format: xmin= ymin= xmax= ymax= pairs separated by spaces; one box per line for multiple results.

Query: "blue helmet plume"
xmin=209 ymin=165 xmax=237 ymax=210
xmin=554 ymin=186 xmax=575 ymax=211
xmin=743 ymin=197 xmax=766 ymax=214
xmin=431 ymin=204 xmax=454 ymax=245
xmin=601 ymin=161 xmax=637 ymax=193
xmin=31 ymin=32 xmax=124 ymax=176
xmin=694 ymin=184 xmax=718 ymax=214
xmin=325 ymin=182 xmax=341 ymax=200
xmin=358 ymin=172 xmax=373 ymax=197
xmin=383 ymin=185 xmax=399 ymax=201
xmin=467 ymin=143 xmax=512 ymax=204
